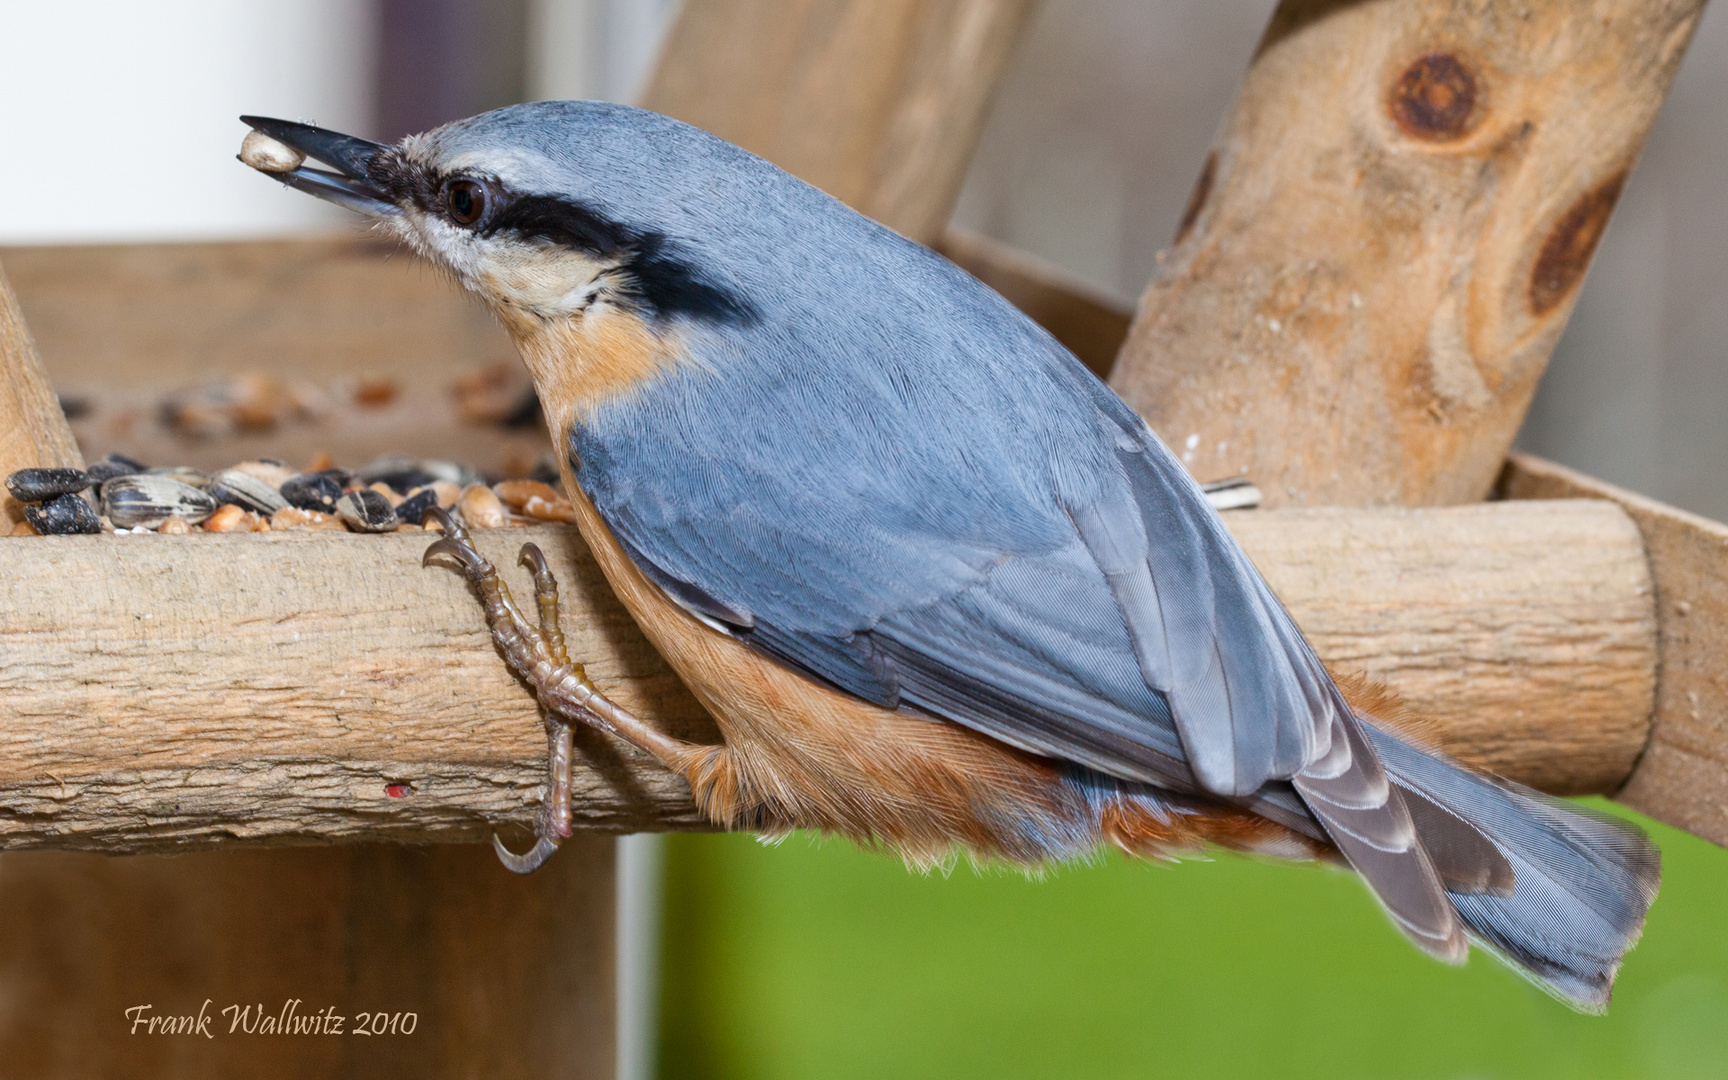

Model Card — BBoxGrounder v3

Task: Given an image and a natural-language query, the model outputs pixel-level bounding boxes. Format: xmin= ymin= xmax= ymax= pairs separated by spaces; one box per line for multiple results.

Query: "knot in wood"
xmin=1530 ymin=172 xmax=1627 ymax=316
xmin=1389 ymin=53 xmax=1479 ymax=141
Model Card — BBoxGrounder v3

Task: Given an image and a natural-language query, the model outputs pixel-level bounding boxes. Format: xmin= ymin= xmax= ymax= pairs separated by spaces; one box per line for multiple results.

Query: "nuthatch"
xmin=239 ymin=103 xmax=1658 ymax=1011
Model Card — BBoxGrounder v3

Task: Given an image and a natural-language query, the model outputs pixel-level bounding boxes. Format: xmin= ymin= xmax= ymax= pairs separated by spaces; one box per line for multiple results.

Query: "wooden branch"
xmin=641 ymin=0 xmax=1039 ymax=243
xmin=0 ymin=259 xmax=83 ymax=524
xmin=0 ymin=499 xmax=1651 ymax=853
xmin=1234 ymin=500 xmax=1654 ymax=794
xmin=1501 ymin=453 xmax=1728 ymax=845
xmin=1109 ymin=0 xmax=1707 ymax=507
xmin=0 ymin=526 xmax=713 ymax=853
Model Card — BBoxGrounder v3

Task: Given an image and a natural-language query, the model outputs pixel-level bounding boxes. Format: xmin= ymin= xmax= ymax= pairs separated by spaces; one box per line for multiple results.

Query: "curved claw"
xmin=519 ymin=542 xmax=549 ymax=575
xmin=423 ymin=505 xmax=470 ymax=541
xmin=422 ymin=536 xmax=488 ymax=573
xmin=493 ymin=831 xmax=561 ymax=874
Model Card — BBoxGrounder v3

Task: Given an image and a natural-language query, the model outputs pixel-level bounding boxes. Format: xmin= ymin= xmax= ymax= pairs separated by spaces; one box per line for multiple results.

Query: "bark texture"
xmin=0 ymin=501 xmax=1652 ymax=853
xmin=1110 ymin=0 xmax=1707 ymax=507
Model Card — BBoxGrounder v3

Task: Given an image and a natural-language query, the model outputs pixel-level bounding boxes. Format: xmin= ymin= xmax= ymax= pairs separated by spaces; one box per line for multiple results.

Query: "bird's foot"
xmin=423 ymin=507 xmax=604 ymax=873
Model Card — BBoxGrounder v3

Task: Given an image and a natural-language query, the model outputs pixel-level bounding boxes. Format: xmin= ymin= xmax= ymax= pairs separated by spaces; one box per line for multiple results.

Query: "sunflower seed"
xmin=280 ymin=470 xmax=348 ymax=512
xmin=239 ymin=129 xmax=306 ymax=173
xmin=335 ymin=489 xmax=399 ymax=532
xmin=395 ymin=488 xmax=439 ymax=526
xmin=208 ymin=468 xmax=288 ymax=514
xmin=6 ymin=468 xmax=92 ymax=503
xmin=24 ymin=492 xmax=102 ymax=535
xmin=86 ymin=453 xmax=147 ymax=487
xmin=103 ymin=475 xmax=217 ymax=528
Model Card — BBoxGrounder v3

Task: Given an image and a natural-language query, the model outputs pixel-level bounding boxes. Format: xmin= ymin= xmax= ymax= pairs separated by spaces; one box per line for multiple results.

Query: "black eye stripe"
xmin=481 ymin=193 xmax=635 ymax=255
xmin=456 ymin=189 xmax=757 ymax=327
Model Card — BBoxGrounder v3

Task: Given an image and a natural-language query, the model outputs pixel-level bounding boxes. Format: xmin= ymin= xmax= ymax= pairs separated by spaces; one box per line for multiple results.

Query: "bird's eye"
xmin=445 ymin=180 xmax=487 ymax=226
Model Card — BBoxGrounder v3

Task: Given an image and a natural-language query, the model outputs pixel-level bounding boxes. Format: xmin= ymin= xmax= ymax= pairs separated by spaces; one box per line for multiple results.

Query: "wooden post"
xmin=1502 ymin=454 xmax=1728 ymax=845
xmin=1108 ymin=0 xmax=1708 ymax=507
xmin=0 ymin=843 xmax=615 ymax=1080
xmin=641 ymin=0 xmax=1040 ymax=244
xmin=0 ymin=259 xmax=618 ymax=1079
xmin=0 ymin=262 xmax=83 ymax=524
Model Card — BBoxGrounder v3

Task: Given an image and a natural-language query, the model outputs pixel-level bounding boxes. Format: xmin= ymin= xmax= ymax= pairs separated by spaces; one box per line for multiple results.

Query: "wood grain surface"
xmin=0 ymin=499 xmax=1652 ymax=854
xmin=0 ymin=259 xmax=85 ymax=524
xmin=1109 ymin=0 xmax=1707 ymax=508
xmin=0 ymin=840 xmax=617 ymax=1080
xmin=642 ymin=0 xmax=1039 ymax=243
xmin=1501 ymin=453 xmax=1728 ymax=844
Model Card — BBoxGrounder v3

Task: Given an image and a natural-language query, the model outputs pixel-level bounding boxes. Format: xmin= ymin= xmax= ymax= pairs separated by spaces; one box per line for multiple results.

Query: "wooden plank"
xmin=0 ymin=239 xmax=509 ymax=391
xmin=1108 ymin=0 xmax=1708 ymax=507
xmin=1 ymin=239 xmax=545 ymax=478
xmin=1500 ymin=452 xmax=1728 ymax=844
xmin=641 ymin=0 xmax=1039 ymax=243
xmin=936 ymin=227 xmax=1132 ymax=380
xmin=0 ymin=841 xmax=615 ymax=1080
xmin=0 ymin=499 xmax=1651 ymax=854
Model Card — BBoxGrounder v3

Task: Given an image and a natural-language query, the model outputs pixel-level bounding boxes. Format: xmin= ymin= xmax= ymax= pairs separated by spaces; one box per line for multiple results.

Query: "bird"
xmin=237 ymin=102 xmax=1659 ymax=1012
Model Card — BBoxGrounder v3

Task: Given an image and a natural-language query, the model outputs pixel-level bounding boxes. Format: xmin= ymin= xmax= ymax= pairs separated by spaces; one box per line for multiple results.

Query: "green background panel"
xmin=660 ymin=802 xmax=1728 ymax=1079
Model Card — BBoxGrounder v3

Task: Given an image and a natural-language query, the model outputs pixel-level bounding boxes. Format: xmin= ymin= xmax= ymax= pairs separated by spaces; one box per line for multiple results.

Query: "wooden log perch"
xmin=1109 ymin=0 xmax=1707 ymax=507
xmin=1502 ymin=453 xmax=1728 ymax=846
xmin=0 ymin=499 xmax=1652 ymax=853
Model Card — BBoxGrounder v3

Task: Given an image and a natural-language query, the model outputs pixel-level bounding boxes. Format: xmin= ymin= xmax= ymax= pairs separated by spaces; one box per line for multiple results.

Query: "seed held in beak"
xmin=240 ymin=129 xmax=307 ymax=174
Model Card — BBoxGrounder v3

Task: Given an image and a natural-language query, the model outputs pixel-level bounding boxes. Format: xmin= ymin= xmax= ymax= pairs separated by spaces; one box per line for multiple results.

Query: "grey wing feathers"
xmin=1071 ymin=397 xmax=1465 ymax=955
xmin=1067 ymin=421 xmax=1340 ymax=797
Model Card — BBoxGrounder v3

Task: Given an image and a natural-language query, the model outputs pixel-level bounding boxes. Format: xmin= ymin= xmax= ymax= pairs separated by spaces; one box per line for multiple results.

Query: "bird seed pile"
xmin=5 ymin=453 xmax=575 ymax=537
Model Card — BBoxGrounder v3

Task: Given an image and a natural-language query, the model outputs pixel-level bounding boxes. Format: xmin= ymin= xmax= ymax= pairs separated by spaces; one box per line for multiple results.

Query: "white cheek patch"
xmin=477 ymin=242 xmax=618 ymax=318
xmin=405 ymin=209 xmax=618 ymax=319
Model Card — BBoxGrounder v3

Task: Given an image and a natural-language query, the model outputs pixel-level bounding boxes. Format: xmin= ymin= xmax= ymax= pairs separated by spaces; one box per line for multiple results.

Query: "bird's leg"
xmin=422 ymin=508 xmax=701 ymax=873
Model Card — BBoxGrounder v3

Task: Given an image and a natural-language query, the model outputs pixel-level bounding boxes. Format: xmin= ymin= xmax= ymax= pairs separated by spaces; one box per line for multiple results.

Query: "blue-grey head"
xmin=239 ymin=101 xmax=1058 ymax=443
xmin=239 ymin=102 xmax=893 ymax=423
xmin=243 ymin=102 xmax=784 ymax=322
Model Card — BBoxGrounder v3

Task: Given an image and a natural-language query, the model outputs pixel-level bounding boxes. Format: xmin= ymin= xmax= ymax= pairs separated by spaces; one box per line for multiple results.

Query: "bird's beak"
xmin=237 ymin=115 xmax=400 ymax=218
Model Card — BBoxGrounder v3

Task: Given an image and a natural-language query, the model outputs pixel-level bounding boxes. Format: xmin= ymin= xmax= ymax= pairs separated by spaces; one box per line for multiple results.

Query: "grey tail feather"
xmin=1362 ymin=722 xmax=1661 ymax=1013
xmin=1292 ymin=711 xmax=1465 ymax=962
